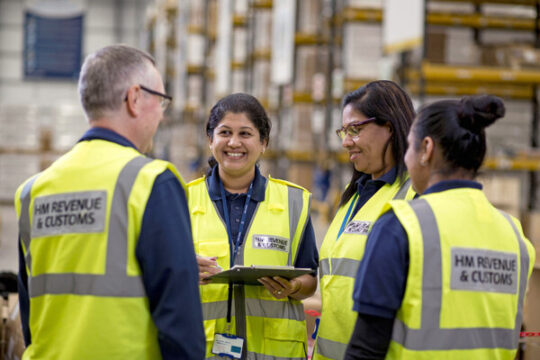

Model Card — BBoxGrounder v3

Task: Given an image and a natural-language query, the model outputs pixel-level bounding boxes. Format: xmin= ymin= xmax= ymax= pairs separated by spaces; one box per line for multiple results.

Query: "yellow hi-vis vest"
xmin=14 ymin=139 xmax=185 ymax=360
xmin=314 ymin=176 xmax=414 ymax=360
xmin=188 ymin=176 xmax=311 ymax=360
xmin=386 ymin=188 xmax=535 ymax=359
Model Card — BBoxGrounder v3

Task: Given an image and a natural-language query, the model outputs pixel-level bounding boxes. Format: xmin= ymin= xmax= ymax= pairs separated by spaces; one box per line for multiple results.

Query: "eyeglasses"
xmin=139 ymin=85 xmax=172 ymax=111
xmin=336 ymin=117 xmax=377 ymax=140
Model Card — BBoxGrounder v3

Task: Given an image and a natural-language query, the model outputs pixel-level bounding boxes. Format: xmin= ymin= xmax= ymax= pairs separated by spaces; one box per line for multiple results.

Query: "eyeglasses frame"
xmin=336 ymin=117 xmax=377 ymax=140
xmin=124 ymin=84 xmax=173 ymax=111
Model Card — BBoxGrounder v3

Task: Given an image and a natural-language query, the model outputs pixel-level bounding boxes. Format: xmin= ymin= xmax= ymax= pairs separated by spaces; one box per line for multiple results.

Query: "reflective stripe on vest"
xmin=391 ymin=198 xmax=529 ymax=351
xmin=207 ymin=353 xmax=306 ymax=360
xmin=18 ymin=175 xmax=38 ymax=274
xmin=201 ymin=297 xmax=305 ymax=322
xmin=318 ymin=178 xmax=411 ymax=278
xmin=319 ymin=257 xmax=357 ymax=278
xmin=315 ymin=336 xmax=346 ymax=360
xmin=19 ymin=156 xmax=151 ymax=298
xmin=288 ymin=185 xmax=307 ymax=266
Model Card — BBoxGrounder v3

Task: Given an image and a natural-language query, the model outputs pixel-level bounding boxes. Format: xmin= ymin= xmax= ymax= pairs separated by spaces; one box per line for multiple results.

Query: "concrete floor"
xmin=0 ymin=205 xmax=328 ymax=275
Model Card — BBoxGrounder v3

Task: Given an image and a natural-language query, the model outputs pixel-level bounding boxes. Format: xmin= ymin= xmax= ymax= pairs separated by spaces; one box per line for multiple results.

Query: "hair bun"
xmin=457 ymin=95 xmax=505 ymax=133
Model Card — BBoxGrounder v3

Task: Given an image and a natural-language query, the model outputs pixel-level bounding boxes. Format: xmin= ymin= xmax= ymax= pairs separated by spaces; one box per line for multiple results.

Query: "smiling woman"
xmin=186 ymin=93 xmax=319 ymax=360
xmin=314 ymin=80 xmax=417 ymax=360
xmin=209 ymin=112 xmax=266 ymax=193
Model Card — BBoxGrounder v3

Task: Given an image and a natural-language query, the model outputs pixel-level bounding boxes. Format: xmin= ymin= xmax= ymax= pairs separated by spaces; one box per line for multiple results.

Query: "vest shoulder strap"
xmin=187 ymin=176 xmax=205 ymax=188
xmin=268 ymin=176 xmax=309 ymax=193
xmin=393 ymin=177 xmax=413 ymax=200
xmin=150 ymin=158 xmax=187 ymax=189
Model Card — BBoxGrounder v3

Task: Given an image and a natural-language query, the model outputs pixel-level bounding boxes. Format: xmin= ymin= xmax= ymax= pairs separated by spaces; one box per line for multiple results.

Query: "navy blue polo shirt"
xmin=352 ymin=180 xmax=483 ymax=319
xmin=350 ymin=167 xmax=398 ymax=219
xmin=206 ymin=165 xmax=319 ymax=272
xmin=18 ymin=127 xmax=205 ymax=359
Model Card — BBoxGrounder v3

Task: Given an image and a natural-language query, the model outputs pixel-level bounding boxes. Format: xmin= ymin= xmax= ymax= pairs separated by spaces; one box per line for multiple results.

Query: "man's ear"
xmin=125 ymin=85 xmax=141 ymax=117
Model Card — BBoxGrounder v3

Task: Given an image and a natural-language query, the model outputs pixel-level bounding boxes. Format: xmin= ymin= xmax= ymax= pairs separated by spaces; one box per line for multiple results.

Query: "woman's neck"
xmin=219 ymin=167 xmax=256 ymax=194
xmin=427 ymin=168 xmax=475 ymax=189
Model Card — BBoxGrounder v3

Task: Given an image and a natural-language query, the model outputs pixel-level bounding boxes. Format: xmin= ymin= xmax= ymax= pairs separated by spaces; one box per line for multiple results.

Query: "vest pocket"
xmin=262 ymin=316 xmax=306 ymax=358
xmin=198 ymin=239 xmax=229 ymax=267
xmin=263 ymin=316 xmax=305 ymax=341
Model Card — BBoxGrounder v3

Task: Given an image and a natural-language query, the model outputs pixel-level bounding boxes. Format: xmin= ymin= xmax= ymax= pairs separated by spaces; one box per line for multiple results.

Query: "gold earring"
xmin=420 ymin=158 xmax=427 ymax=166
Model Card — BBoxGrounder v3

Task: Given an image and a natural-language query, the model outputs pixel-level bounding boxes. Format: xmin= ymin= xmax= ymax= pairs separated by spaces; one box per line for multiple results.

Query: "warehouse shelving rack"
xmin=152 ymin=0 xmax=540 ymax=213
xmin=418 ymin=0 xmax=540 ymax=212
xmin=336 ymin=0 xmax=540 ymax=198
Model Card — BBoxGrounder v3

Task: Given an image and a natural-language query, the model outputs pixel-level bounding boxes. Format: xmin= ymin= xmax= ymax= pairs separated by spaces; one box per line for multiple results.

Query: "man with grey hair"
xmin=15 ymin=44 xmax=205 ymax=359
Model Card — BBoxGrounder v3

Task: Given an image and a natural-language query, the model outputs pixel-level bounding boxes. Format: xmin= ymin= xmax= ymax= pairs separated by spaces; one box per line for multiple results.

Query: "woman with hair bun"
xmin=345 ymin=95 xmax=535 ymax=360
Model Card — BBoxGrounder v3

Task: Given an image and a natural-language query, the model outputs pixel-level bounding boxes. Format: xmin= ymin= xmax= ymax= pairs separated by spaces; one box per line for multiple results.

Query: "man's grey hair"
xmin=78 ymin=44 xmax=156 ymax=120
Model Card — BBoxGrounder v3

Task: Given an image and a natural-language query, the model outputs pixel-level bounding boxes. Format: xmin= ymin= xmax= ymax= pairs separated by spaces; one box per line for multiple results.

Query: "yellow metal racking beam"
xmin=251 ymin=0 xmax=273 ymax=9
xmin=187 ymin=64 xmax=204 ymax=75
xmin=342 ymin=7 xmax=382 ymax=23
xmin=341 ymin=7 xmax=540 ymax=31
xmin=426 ymin=12 xmax=535 ymax=30
xmin=483 ymin=157 xmax=540 ymax=171
xmin=431 ymin=0 xmax=536 ymax=5
xmin=344 ymin=78 xmax=375 ymax=93
xmin=187 ymin=25 xmax=205 ymax=35
xmin=406 ymin=82 xmax=534 ymax=99
xmin=295 ymin=32 xmax=325 ymax=45
xmin=292 ymin=92 xmax=343 ymax=104
xmin=231 ymin=61 xmax=246 ymax=70
xmin=251 ymin=49 xmax=271 ymax=61
xmin=233 ymin=14 xmax=247 ymax=27
xmin=410 ymin=62 xmax=540 ymax=84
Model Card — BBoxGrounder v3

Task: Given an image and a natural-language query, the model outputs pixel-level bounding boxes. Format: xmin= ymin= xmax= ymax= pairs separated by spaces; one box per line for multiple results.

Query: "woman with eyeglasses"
xmin=345 ymin=95 xmax=535 ymax=359
xmin=313 ymin=80 xmax=416 ymax=360
xmin=187 ymin=93 xmax=318 ymax=359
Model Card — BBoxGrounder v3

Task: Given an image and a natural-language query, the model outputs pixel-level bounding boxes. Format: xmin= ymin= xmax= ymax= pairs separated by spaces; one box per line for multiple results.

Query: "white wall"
xmin=0 ymin=0 xmax=152 ymax=271
xmin=0 ymin=0 xmax=149 ymax=106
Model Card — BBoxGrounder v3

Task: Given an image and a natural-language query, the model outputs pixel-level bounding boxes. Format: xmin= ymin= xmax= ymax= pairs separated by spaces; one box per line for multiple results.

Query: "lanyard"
xmin=219 ymin=178 xmax=254 ymax=268
xmin=219 ymin=177 xmax=254 ymax=330
xmin=337 ymin=192 xmax=359 ymax=239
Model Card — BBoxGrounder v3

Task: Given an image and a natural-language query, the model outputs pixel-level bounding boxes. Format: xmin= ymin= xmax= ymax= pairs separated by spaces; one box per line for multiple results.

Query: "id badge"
xmin=212 ymin=333 xmax=244 ymax=359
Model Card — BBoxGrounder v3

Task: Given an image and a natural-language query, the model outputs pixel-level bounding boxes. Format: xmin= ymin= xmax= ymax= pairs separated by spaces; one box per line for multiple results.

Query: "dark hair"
xmin=339 ymin=80 xmax=415 ymax=207
xmin=412 ymin=95 xmax=504 ymax=176
xmin=206 ymin=93 xmax=272 ymax=171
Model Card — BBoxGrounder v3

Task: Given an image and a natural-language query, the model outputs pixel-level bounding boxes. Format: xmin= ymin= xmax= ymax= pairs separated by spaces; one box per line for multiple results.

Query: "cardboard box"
xmin=481 ymin=44 xmax=540 ymax=70
xmin=523 ymin=268 xmax=540 ymax=360
xmin=522 ymin=211 xmax=540 ymax=245
xmin=288 ymin=105 xmax=315 ymax=152
xmin=1 ymin=294 xmax=24 ymax=360
xmin=478 ymin=174 xmax=522 ymax=211
xmin=480 ymin=45 xmax=505 ymax=67
xmin=294 ymin=47 xmax=318 ymax=94
xmin=426 ymin=29 xmax=446 ymax=64
xmin=288 ymin=163 xmax=314 ymax=192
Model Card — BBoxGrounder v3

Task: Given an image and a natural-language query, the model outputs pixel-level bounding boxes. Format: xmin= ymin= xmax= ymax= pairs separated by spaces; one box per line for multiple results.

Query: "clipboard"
xmin=206 ymin=265 xmax=314 ymax=285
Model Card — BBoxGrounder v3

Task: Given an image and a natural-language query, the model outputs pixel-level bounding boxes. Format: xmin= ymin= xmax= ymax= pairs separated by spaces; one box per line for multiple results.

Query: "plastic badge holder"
xmin=206 ymin=265 xmax=313 ymax=285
